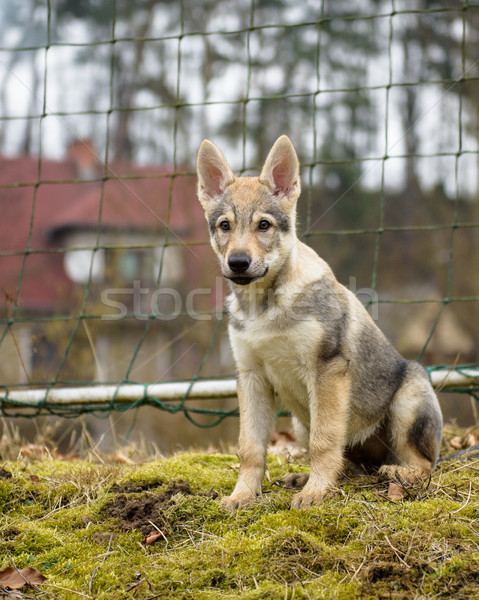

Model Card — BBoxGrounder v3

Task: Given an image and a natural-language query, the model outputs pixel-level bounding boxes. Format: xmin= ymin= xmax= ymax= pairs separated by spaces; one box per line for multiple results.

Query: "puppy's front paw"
xmin=290 ymin=488 xmax=327 ymax=510
xmin=221 ymin=492 xmax=258 ymax=510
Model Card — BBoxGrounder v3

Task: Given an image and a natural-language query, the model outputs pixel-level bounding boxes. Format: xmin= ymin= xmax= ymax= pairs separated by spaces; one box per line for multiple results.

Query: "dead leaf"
xmin=463 ymin=431 xmax=479 ymax=448
xmin=450 ymin=436 xmax=462 ymax=450
xmin=0 ymin=566 xmax=47 ymax=590
xmin=388 ymin=482 xmax=405 ymax=500
xmin=19 ymin=444 xmax=49 ymax=459
xmin=29 ymin=474 xmax=40 ymax=484
xmin=110 ymin=451 xmax=134 ymax=464
xmin=19 ymin=444 xmax=63 ymax=460
xmin=143 ymin=531 xmax=163 ymax=545
xmin=269 ymin=430 xmax=306 ymax=459
xmin=270 ymin=430 xmax=296 ymax=444
xmin=449 ymin=431 xmax=479 ymax=451
xmin=65 ymin=453 xmax=80 ymax=461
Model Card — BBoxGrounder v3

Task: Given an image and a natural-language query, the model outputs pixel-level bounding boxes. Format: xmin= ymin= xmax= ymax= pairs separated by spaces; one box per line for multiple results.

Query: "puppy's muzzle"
xmin=226 ymin=253 xmax=268 ymax=285
xmin=228 ymin=253 xmax=251 ymax=274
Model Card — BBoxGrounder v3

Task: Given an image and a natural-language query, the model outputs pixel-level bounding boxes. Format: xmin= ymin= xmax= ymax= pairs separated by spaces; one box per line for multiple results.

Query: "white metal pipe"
xmin=429 ymin=368 xmax=479 ymax=388
xmin=1 ymin=379 xmax=238 ymax=408
xmin=0 ymin=369 xmax=478 ymax=409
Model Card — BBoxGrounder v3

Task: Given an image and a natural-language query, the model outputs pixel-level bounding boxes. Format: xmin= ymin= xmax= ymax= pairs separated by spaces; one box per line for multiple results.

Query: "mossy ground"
xmin=0 ymin=439 xmax=478 ymax=599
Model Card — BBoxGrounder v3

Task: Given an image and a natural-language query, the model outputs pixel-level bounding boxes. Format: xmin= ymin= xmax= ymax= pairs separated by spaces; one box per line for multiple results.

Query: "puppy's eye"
xmin=258 ymin=219 xmax=271 ymax=231
xmin=219 ymin=220 xmax=230 ymax=231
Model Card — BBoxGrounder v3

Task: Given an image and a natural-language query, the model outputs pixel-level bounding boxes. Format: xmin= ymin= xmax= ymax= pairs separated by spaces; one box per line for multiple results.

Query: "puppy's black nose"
xmin=228 ymin=253 xmax=251 ymax=273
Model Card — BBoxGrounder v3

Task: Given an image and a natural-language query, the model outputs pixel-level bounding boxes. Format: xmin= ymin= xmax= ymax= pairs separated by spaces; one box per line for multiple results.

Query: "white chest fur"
xmin=228 ymin=300 xmax=324 ymax=420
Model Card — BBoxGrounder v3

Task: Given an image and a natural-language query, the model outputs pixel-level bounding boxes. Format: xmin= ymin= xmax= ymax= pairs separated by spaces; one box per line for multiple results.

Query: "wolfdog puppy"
xmin=196 ymin=135 xmax=443 ymax=509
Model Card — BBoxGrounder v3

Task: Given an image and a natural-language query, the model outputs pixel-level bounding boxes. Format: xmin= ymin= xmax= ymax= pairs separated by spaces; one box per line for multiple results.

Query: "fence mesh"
xmin=0 ymin=0 xmax=478 ymax=424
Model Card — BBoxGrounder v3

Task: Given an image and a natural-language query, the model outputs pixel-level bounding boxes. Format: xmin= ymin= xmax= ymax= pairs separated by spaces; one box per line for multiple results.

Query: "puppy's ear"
xmin=259 ymin=135 xmax=300 ymax=203
xmin=196 ymin=140 xmax=235 ymax=207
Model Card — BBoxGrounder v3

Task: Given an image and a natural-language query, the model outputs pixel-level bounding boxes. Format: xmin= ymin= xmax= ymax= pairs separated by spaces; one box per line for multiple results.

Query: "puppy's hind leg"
xmin=379 ymin=363 xmax=443 ymax=484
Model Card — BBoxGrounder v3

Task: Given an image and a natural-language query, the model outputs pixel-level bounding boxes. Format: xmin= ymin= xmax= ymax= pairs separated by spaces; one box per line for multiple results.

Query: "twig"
xmin=383 ymin=535 xmax=410 ymax=568
xmin=88 ymin=567 xmax=99 ymax=596
xmin=349 ymin=554 xmax=368 ymax=582
xmin=450 ymin=480 xmax=473 ymax=515
xmin=147 ymin=521 xmax=169 ymax=547
xmin=43 ymin=583 xmax=93 ymax=599
xmin=87 ymin=534 xmax=115 ymax=596
xmin=103 ymin=534 xmax=114 ymax=562
xmin=442 ymin=458 xmax=479 ymax=475
xmin=118 ymin=579 xmax=146 ymax=600
xmin=8 ymin=558 xmax=30 ymax=588
xmin=435 ymin=353 xmax=461 ymax=393
xmin=402 ymin=526 xmax=419 ymax=564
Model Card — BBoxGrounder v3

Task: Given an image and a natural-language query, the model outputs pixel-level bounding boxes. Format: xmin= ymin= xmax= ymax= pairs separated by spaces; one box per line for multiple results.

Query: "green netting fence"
xmin=0 ymin=0 xmax=478 ymax=427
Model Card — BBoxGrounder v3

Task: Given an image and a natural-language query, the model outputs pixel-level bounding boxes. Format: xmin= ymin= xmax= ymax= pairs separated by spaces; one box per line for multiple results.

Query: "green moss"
xmin=0 ymin=452 xmax=478 ymax=599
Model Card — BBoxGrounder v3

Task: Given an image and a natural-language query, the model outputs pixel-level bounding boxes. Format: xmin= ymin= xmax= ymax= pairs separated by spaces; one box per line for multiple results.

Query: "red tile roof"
xmin=0 ymin=153 xmax=205 ymax=311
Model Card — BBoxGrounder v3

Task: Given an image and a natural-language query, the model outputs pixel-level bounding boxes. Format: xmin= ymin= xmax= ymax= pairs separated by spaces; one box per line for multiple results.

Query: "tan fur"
xmin=196 ymin=136 xmax=443 ymax=510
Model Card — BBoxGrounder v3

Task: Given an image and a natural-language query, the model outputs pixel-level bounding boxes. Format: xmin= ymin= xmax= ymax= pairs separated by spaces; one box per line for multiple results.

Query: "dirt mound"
xmin=103 ymin=480 xmax=217 ymax=536
xmin=109 ymin=480 xmax=163 ymax=494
